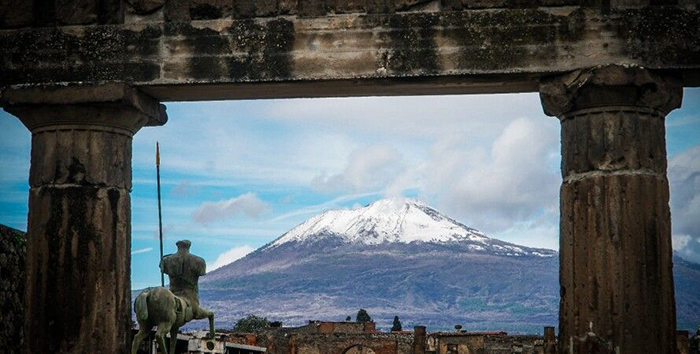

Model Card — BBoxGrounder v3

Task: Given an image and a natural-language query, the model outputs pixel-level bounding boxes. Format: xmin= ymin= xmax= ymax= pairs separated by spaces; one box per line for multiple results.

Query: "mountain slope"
xmin=264 ymin=198 xmax=553 ymax=256
xmin=197 ymin=198 xmax=700 ymax=333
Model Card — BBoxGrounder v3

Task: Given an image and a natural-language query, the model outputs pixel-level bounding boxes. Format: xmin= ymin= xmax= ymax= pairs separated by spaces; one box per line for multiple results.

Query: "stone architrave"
xmin=1 ymin=83 xmax=167 ymax=354
xmin=540 ymin=65 xmax=682 ymax=354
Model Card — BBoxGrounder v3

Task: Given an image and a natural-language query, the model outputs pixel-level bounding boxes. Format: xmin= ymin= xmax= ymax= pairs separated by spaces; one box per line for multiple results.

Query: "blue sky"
xmin=2 ymin=90 xmax=700 ymax=290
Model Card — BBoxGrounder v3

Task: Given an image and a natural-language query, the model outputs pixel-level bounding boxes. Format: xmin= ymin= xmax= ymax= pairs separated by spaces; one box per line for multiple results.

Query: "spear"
xmin=156 ymin=142 xmax=164 ymax=287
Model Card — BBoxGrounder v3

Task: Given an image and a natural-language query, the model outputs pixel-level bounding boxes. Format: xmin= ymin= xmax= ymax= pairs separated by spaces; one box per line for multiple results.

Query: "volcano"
xmin=196 ymin=198 xmax=700 ymax=333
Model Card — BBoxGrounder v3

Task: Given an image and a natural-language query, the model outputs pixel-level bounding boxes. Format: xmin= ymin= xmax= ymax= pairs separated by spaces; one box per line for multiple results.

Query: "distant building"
xmin=249 ymin=322 xmax=559 ymax=354
xmin=299 ymin=320 xmax=377 ymax=334
xmin=132 ymin=330 xmax=266 ymax=354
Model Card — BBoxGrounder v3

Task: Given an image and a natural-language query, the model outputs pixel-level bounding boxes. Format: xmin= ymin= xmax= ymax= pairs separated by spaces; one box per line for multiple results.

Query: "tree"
xmin=346 ymin=316 xmax=352 ymax=321
xmin=391 ymin=316 xmax=402 ymax=332
xmin=234 ymin=315 xmax=270 ymax=332
xmin=356 ymin=309 xmax=372 ymax=323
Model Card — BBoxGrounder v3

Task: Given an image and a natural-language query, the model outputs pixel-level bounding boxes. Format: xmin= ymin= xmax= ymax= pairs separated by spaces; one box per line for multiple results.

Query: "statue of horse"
xmin=132 ymin=240 xmax=216 ymax=354
xmin=131 ymin=286 xmax=215 ymax=354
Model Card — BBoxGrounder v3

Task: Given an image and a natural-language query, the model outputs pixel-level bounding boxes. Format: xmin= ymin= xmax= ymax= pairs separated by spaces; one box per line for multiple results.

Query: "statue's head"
xmin=176 ymin=240 xmax=192 ymax=252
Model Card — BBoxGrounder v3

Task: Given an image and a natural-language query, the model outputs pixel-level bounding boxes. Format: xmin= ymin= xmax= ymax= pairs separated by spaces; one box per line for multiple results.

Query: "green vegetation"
xmin=0 ymin=224 xmax=26 ymax=248
xmin=391 ymin=316 xmax=402 ymax=331
xmin=356 ymin=309 xmax=371 ymax=323
xmin=234 ymin=315 xmax=270 ymax=332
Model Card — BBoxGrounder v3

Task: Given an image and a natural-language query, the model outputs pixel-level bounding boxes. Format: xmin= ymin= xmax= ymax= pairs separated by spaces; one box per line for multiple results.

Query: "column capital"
xmin=1 ymin=82 xmax=167 ymax=135
xmin=539 ymin=65 xmax=683 ymax=118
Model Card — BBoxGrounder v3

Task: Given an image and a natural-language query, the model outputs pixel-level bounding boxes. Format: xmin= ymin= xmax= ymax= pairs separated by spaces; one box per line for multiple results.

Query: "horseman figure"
xmin=132 ymin=240 xmax=215 ymax=354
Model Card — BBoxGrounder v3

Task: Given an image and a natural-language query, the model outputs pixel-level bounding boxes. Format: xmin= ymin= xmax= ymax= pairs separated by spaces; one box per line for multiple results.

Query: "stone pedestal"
xmin=1 ymin=84 xmax=167 ymax=354
xmin=540 ymin=66 xmax=682 ymax=354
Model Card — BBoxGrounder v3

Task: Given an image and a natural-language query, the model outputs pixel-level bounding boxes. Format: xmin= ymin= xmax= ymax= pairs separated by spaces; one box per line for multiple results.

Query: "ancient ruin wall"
xmin=0 ymin=224 xmax=25 ymax=354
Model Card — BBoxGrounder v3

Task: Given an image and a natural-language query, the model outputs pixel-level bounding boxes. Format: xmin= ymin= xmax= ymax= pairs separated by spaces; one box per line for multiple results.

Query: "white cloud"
xmin=132 ymin=247 xmax=153 ymax=255
xmin=493 ymin=217 xmax=559 ymax=251
xmin=132 ymin=103 xmax=360 ymax=187
xmin=673 ymin=234 xmax=692 ymax=251
xmin=208 ymin=245 xmax=255 ymax=271
xmin=265 ymin=94 xmax=543 ymax=140
xmin=669 ymin=145 xmax=700 ymax=263
xmin=192 ymin=193 xmax=270 ymax=224
xmin=423 ymin=116 xmax=561 ymax=232
xmin=312 ymin=146 xmax=404 ymax=193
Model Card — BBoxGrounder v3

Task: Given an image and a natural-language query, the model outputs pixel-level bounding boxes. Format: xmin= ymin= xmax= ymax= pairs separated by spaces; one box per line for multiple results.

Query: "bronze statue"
xmin=132 ymin=240 xmax=216 ymax=354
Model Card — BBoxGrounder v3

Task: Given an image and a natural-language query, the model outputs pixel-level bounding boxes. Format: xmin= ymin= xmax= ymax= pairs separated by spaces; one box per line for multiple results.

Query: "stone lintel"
xmin=2 ymin=7 xmax=700 ymax=101
xmin=1 ymin=83 xmax=168 ymax=133
xmin=539 ymin=65 xmax=683 ymax=118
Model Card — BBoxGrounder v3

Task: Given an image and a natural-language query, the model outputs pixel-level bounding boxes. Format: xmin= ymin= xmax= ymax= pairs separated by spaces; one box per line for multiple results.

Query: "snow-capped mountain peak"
xmin=263 ymin=198 xmax=552 ymax=257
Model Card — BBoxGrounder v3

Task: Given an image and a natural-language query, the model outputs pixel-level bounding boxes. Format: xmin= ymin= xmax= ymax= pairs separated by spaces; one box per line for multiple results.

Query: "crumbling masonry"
xmin=1 ymin=0 xmax=699 ymax=353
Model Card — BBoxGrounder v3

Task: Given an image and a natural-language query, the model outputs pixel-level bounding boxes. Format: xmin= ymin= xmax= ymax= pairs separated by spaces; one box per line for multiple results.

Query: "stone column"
xmin=540 ymin=65 xmax=682 ymax=354
xmin=543 ymin=326 xmax=556 ymax=354
xmin=413 ymin=326 xmax=426 ymax=354
xmin=1 ymin=84 xmax=167 ymax=354
xmin=678 ymin=331 xmax=690 ymax=354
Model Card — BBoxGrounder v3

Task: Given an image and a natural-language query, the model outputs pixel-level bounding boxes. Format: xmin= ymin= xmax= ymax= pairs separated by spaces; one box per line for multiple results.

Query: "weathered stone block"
xmin=234 ymin=0 xmax=257 ymax=18
xmin=256 ymin=0 xmax=279 ymax=16
xmin=461 ymin=0 xmax=508 ymax=8
xmin=56 ymin=0 xmax=98 ymax=25
xmin=611 ymin=0 xmax=652 ymax=7
xmin=165 ymin=0 xmax=191 ymax=20
xmin=2 ymin=83 xmax=167 ymax=127
xmin=560 ymin=108 xmax=668 ymax=177
xmin=127 ymin=0 xmax=165 ymax=14
xmin=540 ymin=65 xmax=683 ymax=118
xmin=442 ymin=0 xmax=463 ymax=11
xmin=298 ymin=0 xmax=327 ymax=16
xmin=165 ymin=0 xmax=232 ymax=20
xmin=394 ymin=0 xmax=432 ymax=11
xmin=190 ymin=0 xmax=232 ymax=19
xmin=538 ymin=0 xmax=578 ymax=5
xmin=331 ymin=0 xmax=365 ymax=13
xmin=0 ymin=0 xmax=33 ymax=28
xmin=366 ymin=0 xmax=394 ymax=12
xmin=278 ymin=0 xmax=298 ymax=13
xmin=98 ymin=0 xmax=125 ymax=24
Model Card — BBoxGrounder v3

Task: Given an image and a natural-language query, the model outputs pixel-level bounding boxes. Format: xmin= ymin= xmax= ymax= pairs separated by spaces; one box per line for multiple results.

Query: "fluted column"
xmin=540 ymin=66 xmax=682 ymax=354
xmin=1 ymin=84 xmax=167 ymax=354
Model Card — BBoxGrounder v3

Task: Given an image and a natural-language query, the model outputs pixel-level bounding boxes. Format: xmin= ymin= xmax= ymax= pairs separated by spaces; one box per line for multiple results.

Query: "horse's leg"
xmin=131 ymin=324 xmax=150 ymax=354
xmin=208 ymin=311 xmax=215 ymax=340
xmin=155 ymin=322 xmax=173 ymax=354
xmin=169 ymin=327 xmax=178 ymax=354
xmin=199 ymin=307 xmax=215 ymax=339
xmin=192 ymin=304 xmax=216 ymax=339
